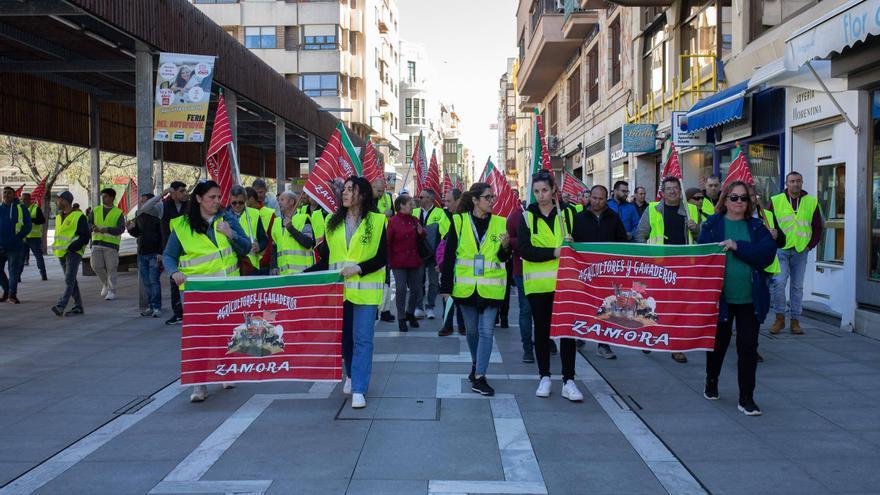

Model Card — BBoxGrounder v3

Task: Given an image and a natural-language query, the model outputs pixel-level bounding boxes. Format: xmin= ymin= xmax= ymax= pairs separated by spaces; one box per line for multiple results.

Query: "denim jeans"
xmin=0 ymin=245 xmax=23 ymax=296
xmin=57 ymin=253 xmax=83 ymax=310
xmin=416 ymin=261 xmax=439 ymax=311
xmin=24 ymin=237 xmax=46 ymax=276
xmin=459 ymin=304 xmax=497 ymax=376
xmin=342 ymin=301 xmax=377 ymax=394
xmin=514 ymin=275 xmax=533 ymax=352
xmin=442 ymin=298 xmax=466 ymax=330
xmin=138 ymin=254 xmax=162 ymax=310
xmin=771 ymin=248 xmax=808 ymax=318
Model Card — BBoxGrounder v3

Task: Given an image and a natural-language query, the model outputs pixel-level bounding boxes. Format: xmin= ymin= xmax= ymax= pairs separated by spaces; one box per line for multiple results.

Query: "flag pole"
xmin=221 ymin=88 xmax=254 ymax=243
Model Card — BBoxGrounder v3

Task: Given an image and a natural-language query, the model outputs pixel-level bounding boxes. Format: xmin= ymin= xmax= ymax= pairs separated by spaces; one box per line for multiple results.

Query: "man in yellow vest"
xmin=89 ymin=188 xmax=125 ymax=301
xmin=412 ymin=189 xmax=448 ymax=319
xmin=701 ymin=174 xmax=722 ymax=217
xmin=20 ymin=192 xmax=47 ymax=281
xmin=1 ymin=186 xmax=31 ymax=304
xmin=228 ymin=185 xmax=267 ymax=275
xmin=51 ymin=191 xmax=90 ymax=316
xmin=766 ymin=171 xmax=823 ymax=334
xmin=371 ymin=178 xmax=396 ymax=322
xmin=271 ymin=190 xmax=315 ymax=275
xmin=636 ymin=176 xmax=700 ymax=364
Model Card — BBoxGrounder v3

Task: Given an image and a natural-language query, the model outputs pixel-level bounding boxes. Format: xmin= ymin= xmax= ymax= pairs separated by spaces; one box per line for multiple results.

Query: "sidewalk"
xmin=0 ymin=266 xmax=878 ymax=494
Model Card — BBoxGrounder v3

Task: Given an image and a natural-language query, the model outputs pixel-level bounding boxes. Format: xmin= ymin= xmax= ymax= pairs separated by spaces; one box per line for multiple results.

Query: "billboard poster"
xmin=153 ymin=52 xmax=216 ymax=143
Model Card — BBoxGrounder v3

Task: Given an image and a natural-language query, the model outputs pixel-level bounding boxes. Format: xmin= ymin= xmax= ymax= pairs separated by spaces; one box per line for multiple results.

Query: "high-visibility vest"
xmin=171 ymin=216 xmax=240 ymax=291
xmin=522 ymin=210 xmax=564 ymax=295
xmin=234 ymin=207 xmax=262 ymax=266
xmin=702 ymin=197 xmax=716 ymax=217
xmin=27 ymin=204 xmax=41 ymax=239
xmin=770 ymin=193 xmax=818 ymax=253
xmin=646 ymin=202 xmax=699 ymax=245
xmin=53 ymin=210 xmax=85 ymax=258
xmin=759 ymin=209 xmax=781 ymax=275
xmin=376 ymin=192 xmax=393 ymax=215
xmin=272 ymin=212 xmax=313 ymax=275
xmin=564 ymin=204 xmax=583 ymax=232
xmin=451 ymin=213 xmax=507 ymax=300
xmin=414 ymin=206 xmax=451 ymax=238
xmin=310 ymin=208 xmax=326 ymax=240
xmin=326 ymin=211 xmax=386 ymax=305
xmin=92 ymin=205 xmax=123 ymax=246
xmin=258 ymin=206 xmax=275 ymax=235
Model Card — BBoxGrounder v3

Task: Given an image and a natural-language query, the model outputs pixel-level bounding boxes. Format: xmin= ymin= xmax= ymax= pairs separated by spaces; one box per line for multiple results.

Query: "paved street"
xmin=1 ymin=266 xmax=879 ymax=494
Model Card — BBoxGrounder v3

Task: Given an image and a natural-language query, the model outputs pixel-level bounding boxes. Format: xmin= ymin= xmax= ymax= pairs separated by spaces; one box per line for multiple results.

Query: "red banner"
xmin=181 ymin=272 xmax=343 ymax=385
xmin=550 ymin=243 xmax=726 ymax=352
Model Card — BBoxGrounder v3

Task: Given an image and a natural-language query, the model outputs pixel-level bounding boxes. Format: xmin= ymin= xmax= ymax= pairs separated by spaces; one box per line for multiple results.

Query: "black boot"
xmin=406 ymin=313 xmax=420 ymax=328
xmin=380 ymin=310 xmax=395 ymax=322
xmin=398 ymin=320 xmax=408 ymax=333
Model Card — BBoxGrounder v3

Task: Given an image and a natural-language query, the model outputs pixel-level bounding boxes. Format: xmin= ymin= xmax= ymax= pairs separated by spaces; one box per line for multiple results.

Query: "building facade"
xmin=397 ymin=40 xmax=442 ymax=194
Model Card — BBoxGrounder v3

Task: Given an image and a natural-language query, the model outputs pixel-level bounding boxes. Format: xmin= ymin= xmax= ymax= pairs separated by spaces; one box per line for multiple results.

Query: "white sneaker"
xmin=222 ymin=383 xmax=235 ymax=390
xmin=426 ymin=308 xmax=436 ymax=319
xmin=152 ymin=308 xmax=162 ymax=318
xmin=414 ymin=308 xmax=426 ymax=319
xmin=342 ymin=377 xmax=352 ymax=395
xmin=351 ymin=393 xmax=366 ymax=409
xmin=535 ymin=376 xmax=552 ymax=398
xmin=104 ymin=291 xmax=115 ymax=301
xmin=100 ymin=285 xmax=108 ymax=297
xmin=189 ymin=385 xmax=208 ymax=402
xmin=562 ymin=380 xmax=584 ymax=402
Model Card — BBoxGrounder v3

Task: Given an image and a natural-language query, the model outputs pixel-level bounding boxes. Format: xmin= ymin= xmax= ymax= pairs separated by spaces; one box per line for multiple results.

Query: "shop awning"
xmin=684 ymin=81 xmax=749 ymax=132
xmin=785 ymin=0 xmax=880 ymax=70
xmin=748 ymin=59 xmax=847 ymax=92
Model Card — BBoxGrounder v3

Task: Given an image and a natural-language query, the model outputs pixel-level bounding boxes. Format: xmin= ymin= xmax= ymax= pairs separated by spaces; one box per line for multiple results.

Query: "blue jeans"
xmin=342 ymin=301 xmax=377 ymax=394
xmin=138 ymin=254 xmax=162 ymax=310
xmin=24 ymin=237 xmax=46 ymax=276
xmin=459 ymin=304 xmax=497 ymax=376
xmin=514 ymin=275 xmax=533 ymax=352
xmin=57 ymin=253 xmax=82 ymax=310
xmin=771 ymin=248 xmax=808 ymax=318
xmin=0 ymin=244 xmax=23 ymax=296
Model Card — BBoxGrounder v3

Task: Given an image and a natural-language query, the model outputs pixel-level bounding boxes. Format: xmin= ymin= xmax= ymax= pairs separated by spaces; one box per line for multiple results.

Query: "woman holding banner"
xmin=163 ymin=180 xmax=253 ymax=402
xmin=306 ymin=176 xmax=387 ymax=410
xmin=439 ymin=183 xmax=510 ymax=397
xmin=698 ymin=180 xmax=776 ymax=416
xmin=518 ymin=170 xmax=583 ymax=402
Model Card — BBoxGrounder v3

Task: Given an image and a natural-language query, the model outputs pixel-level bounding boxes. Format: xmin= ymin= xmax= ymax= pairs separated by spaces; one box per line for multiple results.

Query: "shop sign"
xmin=622 ymin=124 xmax=657 ymax=152
xmin=788 ymin=88 xmax=840 ymax=126
xmin=611 ymin=148 xmax=627 ymax=162
xmin=716 ymin=102 xmax=752 ymax=145
xmin=672 ymin=111 xmax=707 ymax=146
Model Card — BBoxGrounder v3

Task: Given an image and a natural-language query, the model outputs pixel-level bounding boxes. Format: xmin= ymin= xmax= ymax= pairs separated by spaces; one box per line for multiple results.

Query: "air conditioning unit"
xmin=547 ymin=135 xmax=560 ymax=152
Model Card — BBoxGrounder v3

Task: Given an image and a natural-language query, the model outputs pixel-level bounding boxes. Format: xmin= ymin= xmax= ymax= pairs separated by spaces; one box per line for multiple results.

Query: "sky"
xmin=397 ymin=0 xmax=517 ymax=175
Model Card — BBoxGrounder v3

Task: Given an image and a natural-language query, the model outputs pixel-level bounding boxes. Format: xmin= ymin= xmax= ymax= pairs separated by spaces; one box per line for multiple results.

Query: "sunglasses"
xmin=479 ymin=194 xmax=496 ymax=201
xmin=230 ymin=201 xmax=245 ymax=206
xmin=692 ymin=196 xmax=705 ymax=201
xmin=727 ymin=194 xmax=749 ymax=203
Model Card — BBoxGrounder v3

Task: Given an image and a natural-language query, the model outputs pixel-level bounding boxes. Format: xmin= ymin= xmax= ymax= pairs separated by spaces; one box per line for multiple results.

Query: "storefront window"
xmin=817 ymin=163 xmax=845 ymax=264
xmin=869 ymin=91 xmax=880 ymax=280
xmin=719 ymin=142 xmax=780 ymax=208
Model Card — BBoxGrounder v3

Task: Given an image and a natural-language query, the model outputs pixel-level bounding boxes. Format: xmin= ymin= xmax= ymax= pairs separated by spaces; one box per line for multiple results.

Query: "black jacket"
xmin=128 ymin=213 xmax=163 ymax=256
xmin=571 ymin=208 xmax=629 ymax=243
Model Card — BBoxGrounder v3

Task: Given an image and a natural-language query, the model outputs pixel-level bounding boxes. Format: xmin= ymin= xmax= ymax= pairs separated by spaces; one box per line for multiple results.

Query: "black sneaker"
xmin=51 ymin=305 xmax=63 ymax=316
xmin=471 ymin=376 xmax=495 ymax=396
xmin=65 ymin=306 xmax=84 ymax=316
xmin=468 ymin=365 xmax=476 ymax=384
xmin=7 ymin=296 xmax=20 ymax=304
xmin=704 ymin=379 xmax=719 ymax=400
xmin=738 ymin=398 xmax=762 ymax=416
xmin=398 ymin=320 xmax=408 ymax=333
xmin=522 ymin=349 xmax=535 ymax=363
xmin=41 ymin=273 xmax=47 ymax=281
xmin=165 ymin=315 xmax=183 ymax=325
xmin=0 ymin=293 xmax=7 ymax=303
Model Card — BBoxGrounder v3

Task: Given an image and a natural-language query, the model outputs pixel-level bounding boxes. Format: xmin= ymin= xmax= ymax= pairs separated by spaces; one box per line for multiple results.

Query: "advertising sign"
xmin=154 ymin=53 xmax=216 ymax=143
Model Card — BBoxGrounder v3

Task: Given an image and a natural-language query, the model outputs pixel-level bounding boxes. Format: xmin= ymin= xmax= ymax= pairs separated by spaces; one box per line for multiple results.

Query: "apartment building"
xmin=397 ymin=40 xmax=442 ymax=193
xmin=498 ymin=58 xmax=522 ymax=190
xmin=192 ymin=0 xmax=400 ymax=158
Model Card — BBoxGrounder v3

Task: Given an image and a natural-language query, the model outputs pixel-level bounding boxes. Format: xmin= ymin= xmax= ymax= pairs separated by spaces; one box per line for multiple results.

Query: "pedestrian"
xmin=387 ymin=194 xmax=425 ymax=332
xmin=227 ymin=185 xmax=267 ymax=276
xmin=701 ymin=174 xmax=722 ymax=218
xmin=20 ymin=192 xmax=47 ymax=281
xmin=251 ymin=178 xmax=278 ymax=213
xmin=686 ymin=188 xmax=709 ymax=224
xmin=245 ymin=186 xmax=276 ymax=275
xmin=767 ymin=171 xmax=823 ymax=334
xmin=438 ymin=188 xmax=466 ymax=336
xmin=306 ymin=176 xmax=387 ymax=409
xmin=163 ymin=180 xmax=251 ymax=402
xmin=88 ymin=187 xmax=125 ymax=301
xmin=636 ymin=176 xmax=700 ymax=363
xmin=571 ymin=185 xmax=629 ymax=359
xmin=608 ymin=180 xmax=640 ymax=239
xmin=127 ymin=193 xmax=163 ymax=317
xmin=632 ymin=186 xmax=649 ymax=219
xmin=518 ymin=171 xmax=583 ymax=402
xmin=440 ymin=182 xmax=510 ymax=396
xmin=140 ymin=181 xmax=189 ymax=325
xmin=271 ymin=190 xmax=315 ymax=275
xmin=698 ymin=181 xmax=776 ymax=416
xmin=51 ymin=191 xmax=89 ymax=316
xmin=0 ymin=186 xmax=31 ymax=304
xmin=507 ymin=201 xmax=534 ymax=362
xmin=412 ymin=189 xmax=448 ymax=320
xmin=372 ymin=178 xmax=396 ymax=323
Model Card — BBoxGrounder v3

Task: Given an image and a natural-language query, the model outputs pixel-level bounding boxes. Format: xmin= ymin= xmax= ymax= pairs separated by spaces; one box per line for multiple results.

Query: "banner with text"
xmin=181 ymin=272 xmax=343 ymax=385
xmin=154 ymin=52 xmax=216 ymax=143
xmin=550 ymin=243 xmax=726 ymax=352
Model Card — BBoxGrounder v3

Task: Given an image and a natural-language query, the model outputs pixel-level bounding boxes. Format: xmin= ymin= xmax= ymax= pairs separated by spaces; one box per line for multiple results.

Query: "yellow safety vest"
xmin=310 ymin=208 xmax=326 ymax=240
xmin=451 ymin=213 xmax=507 ymax=300
xmin=564 ymin=204 xmax=583 ymax=232
xmin=770 ymin=193 xmax=818 ymax=253
xmin=92 ymin=205 xmax=123 ymax=246
xmin=272 ymin=212 xmax=313 ymax=275
xmin=53 ymin=210 xmax=85 ymax=258
xmin=701 ymin=197 xmax=716 ymax=217
xmin=414 ymin=206 xmax=452 ymax=239
xmin=522 ymin=210 xmax=564 ymax=295
xmin=27 ymin=204 xmax=41 ymax=239
xmin=646 ymin=202 xmax=699 ymax=245
xmin=171 ymin=216 xmax=240 ymax=291
xmin=234 ymin=207 xmax=262 ymax=267
xmin=326 ymin=212 xmax=386 ymax=305
xmin=758 ymin=209 xmax=781 ymax=275
xmin=376 ymin=192 xmax=393 ymax=215
xmin=258 ymin=206 xmax=275 ymax=235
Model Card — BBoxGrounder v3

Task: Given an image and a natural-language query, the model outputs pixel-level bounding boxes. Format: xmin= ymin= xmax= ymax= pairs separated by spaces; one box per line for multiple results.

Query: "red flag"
xmin=455 ymin=176 xmax=463 ymax=191
xmin=657 ymin=143 xmax=683 ymax=200
xmin=535 ymin=112 xmax=553 ymax=172
xmin=117 ymin=178 xmax=139 ymax=215
xmin=14 ymin=184 xmax=24 ymax=198
xmin=30 ymin=176 xmax=48 ymax=208
xmin=206 ymin=93 xmax=234 ymax=207
xmin=562 ymin=170 xmax=588 ymax=198
xmin=722 ymin=147 xmax=755 ymax=189
xmin=361 ymin=140 xmax=384 ymax=183
xmin=303 ymin=123 xmax=363 ymax=214
xmin=412 ymin=132 xmax=428 ymax=197
xmin=425 ymin=150 xmax=442 ymax=207
xmin=442 ymin=167 xmax=453 ymax=199
xmin=485 ymin=160 xmax=520 ymax=218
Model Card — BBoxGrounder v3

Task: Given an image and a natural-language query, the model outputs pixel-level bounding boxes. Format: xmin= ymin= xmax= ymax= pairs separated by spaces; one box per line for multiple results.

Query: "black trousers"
xmin=170 ymin=276 xmax=183 ymax=318
xmin=528 ymin=291 xmax=576 ymax=381
xmin=706 ymin=303 xmax=759 ymax=401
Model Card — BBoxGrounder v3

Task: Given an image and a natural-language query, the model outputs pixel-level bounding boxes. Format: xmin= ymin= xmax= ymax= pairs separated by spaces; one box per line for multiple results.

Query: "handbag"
xmin=417 ymin=235 xmax=433 ymax=262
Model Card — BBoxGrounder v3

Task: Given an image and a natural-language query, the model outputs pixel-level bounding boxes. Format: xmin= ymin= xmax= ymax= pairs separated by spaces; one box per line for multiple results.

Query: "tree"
xmin=2 ymin=136 xmax=88 ymax=209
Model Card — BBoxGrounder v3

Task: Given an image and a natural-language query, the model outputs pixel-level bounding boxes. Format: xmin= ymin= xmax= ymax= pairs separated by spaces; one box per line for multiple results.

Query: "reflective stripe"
xmin=279 ymin=249 xmax=312 ymax=257
xmin=454 ymin=259 xmax=504 ymax=271
xmin=280 ymin=264 xmax=309 ymax=273
xmin=523 ymin=271 xmax=557 ymax=281
xmin=329 ymin=261 xmax=358 ymax=271
xmin=179 ymin=251 xmax=222 ymax=268
xmin=344 ymin=281 xmax=385 ymax=291
xmin=454 ymin=277 xmax=506 ymax=286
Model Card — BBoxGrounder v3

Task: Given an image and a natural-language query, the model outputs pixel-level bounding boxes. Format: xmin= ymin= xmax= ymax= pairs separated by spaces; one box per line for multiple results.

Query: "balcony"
xmin=350 ymin=9 xmax=363 ymax=32
xmin=517 ymin=12 xmax=582 ymax=100
xmin=563 ymin=0 xmax=600 ymax=39
xmin=377 ymin=16 xmax=389 ymax=34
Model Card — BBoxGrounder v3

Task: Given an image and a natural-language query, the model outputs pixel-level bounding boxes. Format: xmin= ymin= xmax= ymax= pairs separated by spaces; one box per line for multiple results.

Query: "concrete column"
xmin=307 ymin=132 xmax=316 ymax=173
xmin=135 ymin=42 xmax=154 ymax=207
xmin=225 ymin=90 xmax=238 ymax=151
xmin=275 ymin=116 xmax=285 ymax=193
xmin=88 ymin=94 xmax=100 ymax=208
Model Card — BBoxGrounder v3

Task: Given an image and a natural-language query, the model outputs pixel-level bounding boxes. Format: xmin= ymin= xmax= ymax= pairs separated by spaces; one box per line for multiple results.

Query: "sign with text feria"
xmin=181 ymin=272 xmax=343 ymax=385
xmin=550 ymin=243 xmax=726 ymax=352
xmin=153 ymin=52 xmax=216 ymax=143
